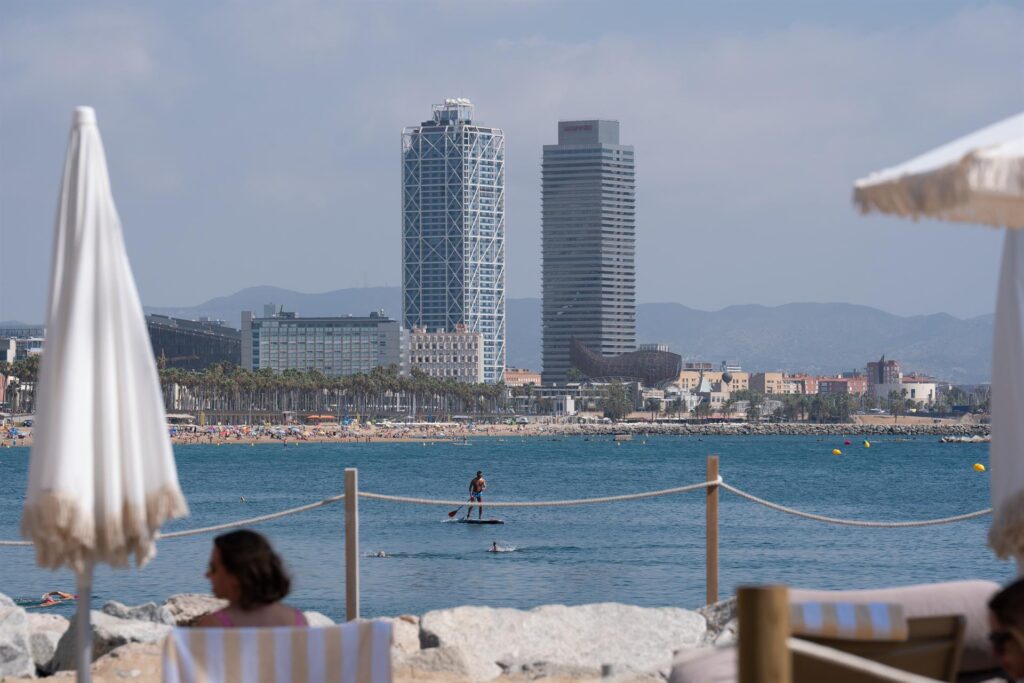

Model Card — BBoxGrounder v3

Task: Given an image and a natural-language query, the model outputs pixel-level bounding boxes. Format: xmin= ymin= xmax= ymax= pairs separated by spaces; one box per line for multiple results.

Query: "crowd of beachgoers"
xmin=1 ymin=414 xmax=987 ymax=449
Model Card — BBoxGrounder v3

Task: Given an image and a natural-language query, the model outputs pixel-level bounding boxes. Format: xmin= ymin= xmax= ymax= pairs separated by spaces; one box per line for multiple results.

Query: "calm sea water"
xmin=0 ymin=435 xmax=1011 ymax=622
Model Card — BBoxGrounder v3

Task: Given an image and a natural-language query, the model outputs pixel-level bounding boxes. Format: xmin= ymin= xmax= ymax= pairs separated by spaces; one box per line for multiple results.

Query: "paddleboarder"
xmin=466 ymin=470 xmax=486 ymax=520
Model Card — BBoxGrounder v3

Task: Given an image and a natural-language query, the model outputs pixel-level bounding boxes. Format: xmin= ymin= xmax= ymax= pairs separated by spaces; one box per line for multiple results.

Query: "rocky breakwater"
xmin=542 ymin=421 xmax=989 ymax=438
xmin=395 ymin=602 xmax=709 ymax=682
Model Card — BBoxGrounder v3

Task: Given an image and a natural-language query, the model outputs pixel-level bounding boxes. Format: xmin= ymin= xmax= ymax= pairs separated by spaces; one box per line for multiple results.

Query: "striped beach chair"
xmin=790 ymin=601 xmax=909 ymax=642
xmin=163 ymin=621 xmax=393 ymax=683
xmin=791 ymin=602 xmax=964 ymax=682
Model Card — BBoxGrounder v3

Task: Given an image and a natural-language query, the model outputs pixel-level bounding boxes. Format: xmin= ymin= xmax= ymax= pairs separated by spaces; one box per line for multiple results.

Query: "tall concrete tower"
xmin=541 ymin=120 xmax=636 ymax=384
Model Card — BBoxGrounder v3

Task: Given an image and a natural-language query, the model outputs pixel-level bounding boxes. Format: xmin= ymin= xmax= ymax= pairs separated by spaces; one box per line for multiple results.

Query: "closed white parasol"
xmin=21 ymin=107 xmax=189 ymax=682
xmin=854 ymin=112 xmax=1024 ymax=571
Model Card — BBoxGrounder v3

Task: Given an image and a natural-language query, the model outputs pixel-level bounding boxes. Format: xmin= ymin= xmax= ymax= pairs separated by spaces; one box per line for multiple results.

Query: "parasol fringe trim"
xmin=988 ymin=488 xmax=1024 ymax=560
xmin=21 ymin=486 xmax=188 ymax=573
xmin=854 ymin=153 xmax=1024 ymax=229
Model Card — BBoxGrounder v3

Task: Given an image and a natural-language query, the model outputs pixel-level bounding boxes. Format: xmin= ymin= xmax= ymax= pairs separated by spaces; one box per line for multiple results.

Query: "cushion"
xmin=790 ymin=580 xmax=1000 ymax=672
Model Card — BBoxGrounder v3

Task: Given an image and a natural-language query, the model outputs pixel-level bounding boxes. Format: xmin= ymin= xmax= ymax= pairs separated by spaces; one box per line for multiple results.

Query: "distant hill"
xmin=145 ymin=287 xmax=993 ymax=384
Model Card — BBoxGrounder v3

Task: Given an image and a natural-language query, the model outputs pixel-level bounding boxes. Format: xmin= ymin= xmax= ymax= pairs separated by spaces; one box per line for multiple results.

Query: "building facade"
xmin=867 ymin=356 xmax=901 ymax=396
xmin=901 ymin=378 xmax=937 ymax=405
xmin=408 ymin=325 xmax=484 ymax=383
xmin=241 ymin=309 xmax=407 ymax=377
xmin=146 ymin=315 xmax=241 ymax=371
xmin=402 ymin=98 xmax=506 ymax=384
xmin=677 ymin=370 xmax=749 ymax=394
xmin=541 ymin=120 xmax=636 ymax=384
xmin=505 ymin=368 xmax=541 ymax=387
xmin=1 ymin=337 xmax=44 ymax=364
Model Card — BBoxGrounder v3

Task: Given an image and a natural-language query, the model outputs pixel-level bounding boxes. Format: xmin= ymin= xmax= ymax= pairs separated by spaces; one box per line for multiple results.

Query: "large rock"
xmin=393 ymin=646 xmax=478 ymax=682
xmin=51 ymin=611 xmax=171 ymax=672
xmin=26 ymin=613 xmax=69 ymax=636
xmin=303 ymin=611 xmax=335 ymax=627
xmin=384 ymin=615 xmax=420 ymax=655
xmin=0 ymin=605 xmax=35 ymax=678
xmin=162 ymin=593 xmax=227 ymax=626
xmin=91 ymin=641 xmax=163 ymax=682
xmin=102 ymin=600 xmax=175 ymax=625
xmin=25 ymin=613 xmax=69 ymax=675
xmin=697 ymin=597 xmax=736 ymax=646
xmin=30 ymin=631 xmax=61 ymax=675
xmin=419 ymin=602 xmax=707 ymax=680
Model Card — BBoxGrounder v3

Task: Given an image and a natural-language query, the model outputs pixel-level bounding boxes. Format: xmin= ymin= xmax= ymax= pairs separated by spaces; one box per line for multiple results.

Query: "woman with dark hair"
xmin=196 ymin=530 xmax=307 ymax=628
xmin=989 ymin=577 xmax=1024 ymax=679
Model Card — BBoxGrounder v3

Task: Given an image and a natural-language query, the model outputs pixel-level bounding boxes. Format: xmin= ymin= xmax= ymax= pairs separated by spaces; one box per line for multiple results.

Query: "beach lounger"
xmin=162 ymin=621 xmax=393 ymax=683
xmin=792 ymin=608 xmax=965 ymax=682
xmin=671 ymin=592 xmax=977 ymax=683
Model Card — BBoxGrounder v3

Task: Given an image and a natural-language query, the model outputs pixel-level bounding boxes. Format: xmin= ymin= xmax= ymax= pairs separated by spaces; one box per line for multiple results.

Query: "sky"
xmin=1 ymin=0 xmax=1021 ymax=323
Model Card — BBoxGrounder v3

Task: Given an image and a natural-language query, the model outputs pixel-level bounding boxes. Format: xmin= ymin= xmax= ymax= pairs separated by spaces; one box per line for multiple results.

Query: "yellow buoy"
xmin=974 ymin=463 xmax=986 ymax=472
xmin=863 ymin=440 xmax=870 ymax=448
xmin=832 ymin=448 xmax=842 ymax=456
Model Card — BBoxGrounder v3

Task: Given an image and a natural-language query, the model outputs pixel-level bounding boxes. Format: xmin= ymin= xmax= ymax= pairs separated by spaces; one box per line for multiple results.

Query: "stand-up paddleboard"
xmin=454 ymin=518 xmax=504 ymax=525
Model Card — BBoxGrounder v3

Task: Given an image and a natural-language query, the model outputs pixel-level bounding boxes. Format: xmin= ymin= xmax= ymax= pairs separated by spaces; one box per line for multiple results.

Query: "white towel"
xmin=163 ymin=622 xmax=392 ymax=683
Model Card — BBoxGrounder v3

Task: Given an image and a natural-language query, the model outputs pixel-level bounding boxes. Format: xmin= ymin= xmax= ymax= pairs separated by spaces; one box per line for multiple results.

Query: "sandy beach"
xmin=1 ymin=413 xmax=986 ymax=450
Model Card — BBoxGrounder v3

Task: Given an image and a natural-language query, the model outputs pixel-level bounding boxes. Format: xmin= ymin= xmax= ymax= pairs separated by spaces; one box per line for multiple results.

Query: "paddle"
xmin=447 ymin=505 xmax=463 ymax=518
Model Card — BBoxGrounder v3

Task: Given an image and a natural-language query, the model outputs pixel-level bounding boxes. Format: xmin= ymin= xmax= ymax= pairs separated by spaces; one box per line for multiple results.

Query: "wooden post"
xmin=345 ymin=468 xmax=360 ymax=621
xmin=706 ymin=455 xmax=719 ymax=605
xmin=738 ymin=585 xmax=790 ymax=683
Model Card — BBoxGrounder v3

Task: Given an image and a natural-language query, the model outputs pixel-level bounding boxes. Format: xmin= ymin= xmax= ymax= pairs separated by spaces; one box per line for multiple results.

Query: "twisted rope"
xmin=357 ymin=478 xmax=721 ymax=507
xmin=720 ymin=482 xmax=991 ymax=527
xmin=0 ymin=494 xmax=346 ymax=546
xmin=158 ymin=494 xmax=345 ymax=538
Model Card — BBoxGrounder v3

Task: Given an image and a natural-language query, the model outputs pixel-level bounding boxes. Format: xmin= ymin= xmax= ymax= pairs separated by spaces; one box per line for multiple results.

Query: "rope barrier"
xmin=0 ymin=476 xmax=996 ymax=546
xmin=358 ymin=478 xmax=721 ymax=507
xmin=159 ymin=494 xmax=345 ymax=538
xmin=719 ymin=482 xmax=991 ymax=527
xmin=0 ymin=494 xmax=346 ymax=546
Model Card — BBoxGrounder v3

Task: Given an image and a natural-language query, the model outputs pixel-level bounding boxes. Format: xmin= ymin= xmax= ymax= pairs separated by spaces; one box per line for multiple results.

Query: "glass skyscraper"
xmin=541 ymin=120 xmax=636 ymax=384
xmin=402 ymin=98 xmax=506 ymax=384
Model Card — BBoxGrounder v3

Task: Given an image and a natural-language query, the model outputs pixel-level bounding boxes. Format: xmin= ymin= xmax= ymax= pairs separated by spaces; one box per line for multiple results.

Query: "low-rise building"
xmin=1 ymin=337 xmax=44 ymax=364
xmin=677 ymin=370 xmax=749 ymax=393
xmin=241 ymin=307 xmax=407 ymax=377
xmin=408 ymin=325 xmax=485 ymax=383
xmin=683 ymin=361 xmax=715 ymax=372
xmin=505 ymin=368 xmax=541 ymax=387
xmin=901 ymin=377 xmax=937 ymax=405
xmin=751 ymin=372 xmax=789 ymax=395
xmin=147 ymin=314 xmax=241 ymax=371
xmin=786 ymin=373 xmax=818 ymax=395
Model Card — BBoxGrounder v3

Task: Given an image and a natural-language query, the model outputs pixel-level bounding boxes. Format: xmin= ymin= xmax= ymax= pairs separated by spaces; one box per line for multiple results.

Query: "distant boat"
xmin=614 ymin=434 xmax=633 ymax=442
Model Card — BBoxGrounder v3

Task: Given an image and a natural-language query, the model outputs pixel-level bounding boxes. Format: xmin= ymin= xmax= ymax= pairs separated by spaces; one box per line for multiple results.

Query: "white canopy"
xmin=22 ymin=107 xmax=189 ymax=681
xmin=23 ymin=107 xmax=188 ymax=570
xmin=854 ymin=112 xmax=1024 ymax=571
xmin=854 ymin=112 xmax=1024 ymax=229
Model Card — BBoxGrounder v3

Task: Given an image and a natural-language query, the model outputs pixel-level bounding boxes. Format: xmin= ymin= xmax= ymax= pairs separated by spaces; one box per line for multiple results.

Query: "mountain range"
xmin=139 ymin=286 xmax=992 ymax=384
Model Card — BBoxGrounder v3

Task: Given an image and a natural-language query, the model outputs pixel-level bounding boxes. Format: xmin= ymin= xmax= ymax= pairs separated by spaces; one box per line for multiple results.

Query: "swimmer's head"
xmin=476 ymin=471 xmax=482 ymax=476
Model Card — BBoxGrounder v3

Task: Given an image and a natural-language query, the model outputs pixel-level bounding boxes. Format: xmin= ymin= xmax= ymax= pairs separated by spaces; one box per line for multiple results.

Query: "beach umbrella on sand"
xmin=854 ymin=112 xmax=1024 ymax=571
xmin=21 ymin=107 xmax=189 ymax=682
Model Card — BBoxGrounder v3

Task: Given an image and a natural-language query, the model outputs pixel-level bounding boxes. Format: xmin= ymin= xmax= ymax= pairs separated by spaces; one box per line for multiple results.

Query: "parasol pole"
xmin=76 ymin=562 xmax=93 ymax=683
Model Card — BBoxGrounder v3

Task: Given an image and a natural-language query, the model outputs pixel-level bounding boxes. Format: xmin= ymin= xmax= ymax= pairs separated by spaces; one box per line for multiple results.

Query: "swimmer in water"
xmin=489 ymin=541 xmax=499 ymax=552
xmin=240 ymin=496 xmax=246 ymax=503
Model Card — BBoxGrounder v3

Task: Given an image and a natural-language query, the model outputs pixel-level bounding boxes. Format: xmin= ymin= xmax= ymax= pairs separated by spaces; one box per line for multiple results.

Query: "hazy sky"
xmin=2 ymin=1 xmax=1021 ymax=323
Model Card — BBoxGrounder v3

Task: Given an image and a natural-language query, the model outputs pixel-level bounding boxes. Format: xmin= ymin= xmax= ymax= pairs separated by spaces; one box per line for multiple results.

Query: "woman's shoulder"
xmin=195 ymin=609 xmax=231 ymax=628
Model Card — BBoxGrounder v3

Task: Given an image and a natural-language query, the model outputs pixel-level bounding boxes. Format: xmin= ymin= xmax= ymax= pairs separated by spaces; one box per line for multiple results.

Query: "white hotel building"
xmin=408 ymin=324 xmax=485 ymax=384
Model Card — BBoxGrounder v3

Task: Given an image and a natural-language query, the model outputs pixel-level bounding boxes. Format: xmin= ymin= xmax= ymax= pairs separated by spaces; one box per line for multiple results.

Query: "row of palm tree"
xmin=0 ymin=356 xmax=41 ymax=414
xmin=159 ymin=363 xmax=508 ymax=419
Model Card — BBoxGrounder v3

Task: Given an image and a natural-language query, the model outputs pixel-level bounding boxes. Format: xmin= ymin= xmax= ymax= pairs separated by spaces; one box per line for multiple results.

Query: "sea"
xmin=0 ymin=435 xmax=1011 ymax=622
